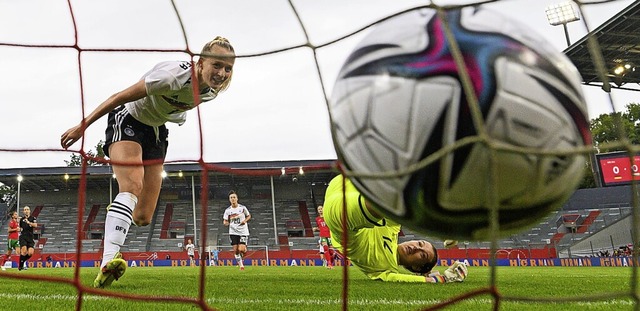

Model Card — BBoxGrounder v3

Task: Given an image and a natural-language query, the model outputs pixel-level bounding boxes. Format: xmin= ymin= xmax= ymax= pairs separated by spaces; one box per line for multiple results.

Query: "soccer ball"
xmin=329 ymin=7 xmax=591 ymax=240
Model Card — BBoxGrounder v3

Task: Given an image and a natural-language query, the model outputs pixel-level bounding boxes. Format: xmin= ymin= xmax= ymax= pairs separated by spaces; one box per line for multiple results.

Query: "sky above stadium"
xmin=0 ymin=0 xmax=637 ymax=169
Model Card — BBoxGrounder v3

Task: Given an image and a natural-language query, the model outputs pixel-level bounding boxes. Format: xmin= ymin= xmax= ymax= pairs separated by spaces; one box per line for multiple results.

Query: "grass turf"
xmin=0 ymin=265 xmax=637 ymax=310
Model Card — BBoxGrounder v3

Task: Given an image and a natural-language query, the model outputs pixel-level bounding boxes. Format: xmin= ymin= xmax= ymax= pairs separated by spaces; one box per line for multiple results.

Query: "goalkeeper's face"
xmin=397 ymin=240 xmax=437 ymax=273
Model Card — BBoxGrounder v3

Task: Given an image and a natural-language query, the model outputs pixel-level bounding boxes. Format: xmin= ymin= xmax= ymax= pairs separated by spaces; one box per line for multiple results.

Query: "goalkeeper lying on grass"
xmin=323 ymin=175 xmax=468 ymax=283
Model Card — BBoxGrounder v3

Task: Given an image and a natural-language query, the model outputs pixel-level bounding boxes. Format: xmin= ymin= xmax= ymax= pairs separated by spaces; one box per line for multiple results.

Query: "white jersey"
xmin=125 ymin=61 xmax=218 ymax=126
xmin=223 ymin=204 xmax=250 ymax=236
xmin=185 ymin=243 xmax=195 ymax=256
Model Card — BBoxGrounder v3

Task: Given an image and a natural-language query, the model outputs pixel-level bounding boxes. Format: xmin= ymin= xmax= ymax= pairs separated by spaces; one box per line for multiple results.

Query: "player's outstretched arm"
xmin=375 ymin=269 xmax=466 ymax=284
xmin=60 ymin=79 xmax=147 ymax=149
xmin=375 ymin=270 xmax=431 ymax=283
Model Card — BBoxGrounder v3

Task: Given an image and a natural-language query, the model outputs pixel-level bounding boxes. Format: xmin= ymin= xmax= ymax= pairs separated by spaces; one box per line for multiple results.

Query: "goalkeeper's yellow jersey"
xmin=323 ymin=175 xmax=426 ymax=283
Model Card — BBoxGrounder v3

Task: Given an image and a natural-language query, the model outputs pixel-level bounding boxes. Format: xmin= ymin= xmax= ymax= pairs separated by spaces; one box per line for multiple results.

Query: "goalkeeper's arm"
xmin=371 ymin=271 xmax=433 ymax=283
xmin=371 ymin=265 xmax=467 ymax=283
xmin=425 ymin=261 xmax=468 ymax=283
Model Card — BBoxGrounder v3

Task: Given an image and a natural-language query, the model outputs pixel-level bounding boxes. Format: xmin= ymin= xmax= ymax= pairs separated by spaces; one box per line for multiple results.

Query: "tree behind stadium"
xmin=64 ymin=140 xmax=106 ymax=167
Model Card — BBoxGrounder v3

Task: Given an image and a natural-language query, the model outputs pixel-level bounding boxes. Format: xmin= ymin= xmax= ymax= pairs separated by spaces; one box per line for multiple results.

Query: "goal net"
xmin=0 ymin=0 xmax=638 ymax=310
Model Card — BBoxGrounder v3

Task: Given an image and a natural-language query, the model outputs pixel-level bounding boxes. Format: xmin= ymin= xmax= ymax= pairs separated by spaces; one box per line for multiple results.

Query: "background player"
xmin=0 ymin=211 xmax=20 ymax=270
xmin=323 ymin=175 xmax=467 ymax=283
xmin=185 ymin=239 xmax=195 ymax=266
xmin=19 ymin=206 xmax=37 ymax=271
xmin=223 ymin=190 xmax=251 ymax=270
xmin=209 ymin=247 xmax=220 ymax=266
xmin=313 ymin=205 xmax=335 ymax=269
xmin=317 ymin=239 xmax=327 ymax=267
xmin=60 ymin=36 xmax=235 ymax=288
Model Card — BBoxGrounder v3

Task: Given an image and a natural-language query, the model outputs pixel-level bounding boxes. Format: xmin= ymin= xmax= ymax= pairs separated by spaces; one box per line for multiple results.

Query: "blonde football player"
xmin=185 ymin=239 xmax=196 ymax=266
xmin=60 ymin=37 xmax=235 ymax=288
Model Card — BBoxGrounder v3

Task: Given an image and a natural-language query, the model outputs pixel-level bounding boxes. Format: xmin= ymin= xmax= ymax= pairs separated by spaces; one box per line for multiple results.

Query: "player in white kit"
xmin=223 ymin=190 xmax=251 ymax=270
xmin=185 ymin=239 xmax=196 ymax=266
xmin=60 ymin=37 xmax=236 ymax=288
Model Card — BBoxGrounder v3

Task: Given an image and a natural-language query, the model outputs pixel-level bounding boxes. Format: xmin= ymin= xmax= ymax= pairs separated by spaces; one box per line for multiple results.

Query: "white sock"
xmin=101 ymin=192 xmax=137 ymax=268
xmin=235 ymin=254 xmax=244 ymax=267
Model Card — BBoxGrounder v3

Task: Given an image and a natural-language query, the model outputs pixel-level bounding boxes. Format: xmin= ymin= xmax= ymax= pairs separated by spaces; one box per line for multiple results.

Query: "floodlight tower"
xmin=545 ymin=2 xmax=581 ymax=47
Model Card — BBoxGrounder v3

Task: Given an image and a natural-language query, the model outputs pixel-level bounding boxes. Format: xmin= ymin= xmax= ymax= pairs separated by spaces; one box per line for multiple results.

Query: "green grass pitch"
xmin=0 ymin=265 xmax=636 ymax=310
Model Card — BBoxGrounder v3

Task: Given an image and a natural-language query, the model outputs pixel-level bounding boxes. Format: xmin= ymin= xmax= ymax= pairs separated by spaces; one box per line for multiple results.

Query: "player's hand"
xmin=443 ymin=260 xmax=468 ymax=283
xmin=60 ymin=124 xmax=84 ymax=149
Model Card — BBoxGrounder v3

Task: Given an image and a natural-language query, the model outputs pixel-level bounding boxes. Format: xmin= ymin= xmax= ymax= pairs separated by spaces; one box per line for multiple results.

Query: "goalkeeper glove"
xmin=443 ymin=260 xmax=468 ymax=283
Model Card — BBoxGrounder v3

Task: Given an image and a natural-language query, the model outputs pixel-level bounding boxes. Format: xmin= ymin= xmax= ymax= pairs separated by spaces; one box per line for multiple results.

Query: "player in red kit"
xmin=314 ymin=205 xmax=335 ymax=269
xmin=0 ymin=211 xmax=20 ymax=270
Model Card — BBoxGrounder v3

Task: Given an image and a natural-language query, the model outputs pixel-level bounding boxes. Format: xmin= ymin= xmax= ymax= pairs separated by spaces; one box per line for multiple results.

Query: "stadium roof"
xmin=564 ymin=0 xmax=640 ymax=92
xmin=0 ymin=160 xmax=337 ymax=193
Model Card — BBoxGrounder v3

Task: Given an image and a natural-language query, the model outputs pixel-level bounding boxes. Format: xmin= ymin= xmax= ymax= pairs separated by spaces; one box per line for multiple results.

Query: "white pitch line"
xmin=0 ymin=293 xmax=109 ymax=301
xmin=0 ymin=293 xmax=635 ymax=308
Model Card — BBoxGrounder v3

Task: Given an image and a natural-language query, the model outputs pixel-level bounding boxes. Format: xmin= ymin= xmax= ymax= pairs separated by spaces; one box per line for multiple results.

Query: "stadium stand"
xmin=82 ymin=204 xmax=101 ymax=238
xmin=167 ymin=221 xmax=186 ymax=238
xmin=31 ymin=205 xmax=43 ymax=218
xmin=559 ymin=213 xmax=581 ymax=232
xmin=285 ymin=219 xmax=305 ymax=237
xmin=0 ymin=196 xmax=633 ymax=259
xmin=147 ymin=201 xmax=173 ymax=250
xmin=36 ymin=203 xmax=76 ymax=253
xmin=0 ymin=163 xmax=636 ymax=260
xmin=159 ymin=203 xmax=173 ymax=239
xmin=88 ymin=222 xmax=104 ymax=240
xmin=559 ymin=211 xmax=635 ymax=257
xmin=576 ymin=210 xmax=601 ymax=233
xmin=296 ymin=201 xmax=315 ymax=237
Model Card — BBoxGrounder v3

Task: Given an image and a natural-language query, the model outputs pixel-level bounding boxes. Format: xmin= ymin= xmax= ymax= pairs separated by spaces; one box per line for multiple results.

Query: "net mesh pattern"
xmin=0 ymin=1 xmax=638 ymax=310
